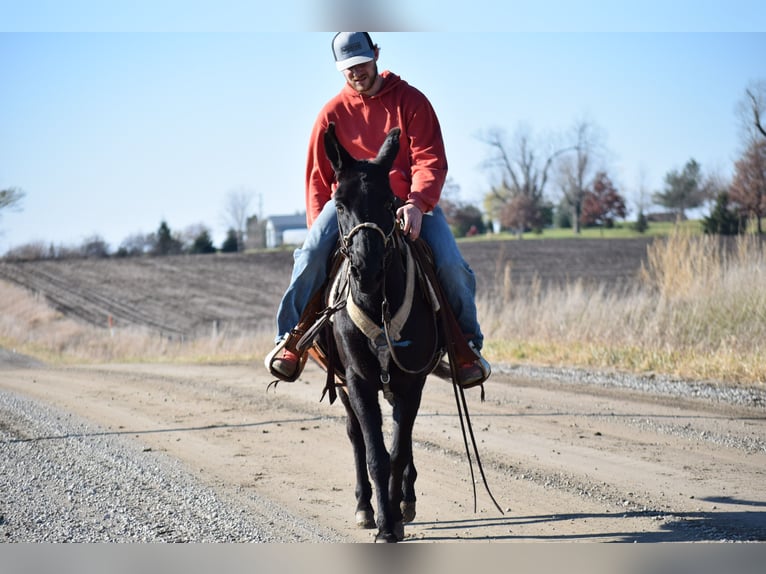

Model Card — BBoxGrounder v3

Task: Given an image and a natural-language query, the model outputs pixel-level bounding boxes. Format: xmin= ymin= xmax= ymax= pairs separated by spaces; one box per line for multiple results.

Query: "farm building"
xmin=264 ymin=214 xmax=308 ymax=248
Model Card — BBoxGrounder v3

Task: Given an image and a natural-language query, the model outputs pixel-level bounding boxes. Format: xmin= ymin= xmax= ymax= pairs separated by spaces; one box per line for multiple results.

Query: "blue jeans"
xmin=275 ymin=201 xmax=484 ymax=350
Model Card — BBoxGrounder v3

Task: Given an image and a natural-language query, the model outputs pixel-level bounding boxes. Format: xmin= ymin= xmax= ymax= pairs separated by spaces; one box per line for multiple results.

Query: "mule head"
xmin=325 ymin=122 xmax=401 ymax=294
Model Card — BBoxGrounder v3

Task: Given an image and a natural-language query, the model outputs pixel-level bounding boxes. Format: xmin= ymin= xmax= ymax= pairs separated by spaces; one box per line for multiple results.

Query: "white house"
xmin=265 ymin=214 xmax=308 ymax=248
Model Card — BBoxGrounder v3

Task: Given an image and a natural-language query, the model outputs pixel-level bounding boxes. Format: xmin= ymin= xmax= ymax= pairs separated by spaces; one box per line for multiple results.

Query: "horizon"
xmin=1 ymin=6 xmax=765 ymax=253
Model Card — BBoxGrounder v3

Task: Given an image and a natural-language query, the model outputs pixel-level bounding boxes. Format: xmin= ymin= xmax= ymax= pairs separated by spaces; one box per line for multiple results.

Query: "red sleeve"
xmin=304 ymin=117 xmax=336 ymax=228
xmin=401 ymin=89 xmax=447 ymax=213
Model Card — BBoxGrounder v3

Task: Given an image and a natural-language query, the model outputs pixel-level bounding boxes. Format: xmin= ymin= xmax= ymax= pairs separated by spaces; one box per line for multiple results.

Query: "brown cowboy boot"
xmin=455 ymin=341 xmax=491 ymax=388
xmin=264 ymin=330 xmax=310 ymax=382
xmin=264 ymin=288 xmax=327 ymax=382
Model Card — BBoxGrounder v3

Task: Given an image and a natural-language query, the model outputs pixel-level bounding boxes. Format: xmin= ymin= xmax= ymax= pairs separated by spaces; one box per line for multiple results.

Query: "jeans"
xmin=274 ymin=201 xmax=484 ymax=350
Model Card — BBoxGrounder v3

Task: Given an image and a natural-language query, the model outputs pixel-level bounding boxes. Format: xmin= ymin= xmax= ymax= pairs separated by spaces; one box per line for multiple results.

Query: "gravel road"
xmin=0 ymin=389 xmax=338 ymax=543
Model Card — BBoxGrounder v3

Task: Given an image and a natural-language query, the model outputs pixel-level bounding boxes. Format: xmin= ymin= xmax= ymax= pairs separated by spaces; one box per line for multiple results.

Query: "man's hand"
xmin=396 ymin=203 xmax=423 ymax=240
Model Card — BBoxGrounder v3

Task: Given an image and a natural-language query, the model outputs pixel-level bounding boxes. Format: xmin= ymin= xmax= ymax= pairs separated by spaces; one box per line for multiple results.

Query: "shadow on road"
xmin=411 ymin=507 xmax=766 ymax=542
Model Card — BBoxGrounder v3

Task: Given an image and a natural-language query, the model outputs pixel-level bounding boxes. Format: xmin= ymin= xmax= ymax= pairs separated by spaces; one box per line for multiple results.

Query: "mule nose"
xmin=349 ymin=261 xmax=384 ymax=294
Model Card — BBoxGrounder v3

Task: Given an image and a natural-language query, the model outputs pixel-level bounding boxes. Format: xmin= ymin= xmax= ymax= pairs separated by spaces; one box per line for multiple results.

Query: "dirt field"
xmin=2 ymin=237 xmax=765 ymax=542
xmin=0 ymin=237 xmax=654 ymax=337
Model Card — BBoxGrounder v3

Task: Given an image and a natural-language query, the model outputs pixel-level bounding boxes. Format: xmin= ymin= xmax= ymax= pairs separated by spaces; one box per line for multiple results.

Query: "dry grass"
xmin=0 ymin=281 xmax=273 ymax=365
xmin=480 ymin=229 xmax=766 ymax=386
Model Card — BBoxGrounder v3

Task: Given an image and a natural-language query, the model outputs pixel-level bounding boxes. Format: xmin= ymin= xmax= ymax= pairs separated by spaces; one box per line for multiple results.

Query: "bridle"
xmin=335 ymin=207 xmax=439 ymax=402
xmin=339 ymin=221 xmax=394 ymax=256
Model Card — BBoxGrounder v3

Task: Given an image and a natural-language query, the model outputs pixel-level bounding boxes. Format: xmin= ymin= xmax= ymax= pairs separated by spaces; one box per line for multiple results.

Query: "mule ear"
xmin=374 ymin=127 xmax=401 ymax=171
xmin=323 ymin=122 xmax=355 ymax=174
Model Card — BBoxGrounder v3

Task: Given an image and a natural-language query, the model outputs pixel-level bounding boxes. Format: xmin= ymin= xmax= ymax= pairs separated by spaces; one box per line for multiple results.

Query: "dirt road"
xmin=1 ymin=359 xmax=764 ymax=542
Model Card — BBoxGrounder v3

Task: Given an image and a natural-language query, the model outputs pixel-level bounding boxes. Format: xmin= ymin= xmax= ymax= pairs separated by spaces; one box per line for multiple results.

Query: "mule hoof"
xmin=355 ymin=509 xmax=375 ymax=529
xmin=374 ymin=525 xmax=403 ymax=543
xmin=394 ymin=521 xmax=405 ymax=541
xmin=400 ymin=501 xmax=416 ymax=523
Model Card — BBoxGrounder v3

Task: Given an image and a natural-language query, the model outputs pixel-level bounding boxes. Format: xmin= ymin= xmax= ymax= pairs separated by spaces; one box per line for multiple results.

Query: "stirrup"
xmin=264 ymin=333 xmax=308 ymax=382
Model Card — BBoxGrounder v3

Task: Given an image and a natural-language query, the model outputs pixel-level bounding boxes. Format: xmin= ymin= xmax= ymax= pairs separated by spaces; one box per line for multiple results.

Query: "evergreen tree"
xmin=153 ymin=221 xmax=183 ymax=255
xmin=653 ymin=159 xmax=708 ymax=219
xmin=702 ymin=191 xmax=746 ymax=235
xmin=190 ymin=230 xmax=217 ymax=254
xmin=220 ymin=228 xmax=239 ymax=253
xmin=632 ymin=210 xmax=649 ymax=234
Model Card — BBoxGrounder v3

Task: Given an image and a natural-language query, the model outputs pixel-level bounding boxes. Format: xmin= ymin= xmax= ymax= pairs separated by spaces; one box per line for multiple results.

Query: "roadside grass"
xmin=0 ymin=281 xmax=273 ymax=365
xmin=480 ymin=229 xmax=766 ymax=386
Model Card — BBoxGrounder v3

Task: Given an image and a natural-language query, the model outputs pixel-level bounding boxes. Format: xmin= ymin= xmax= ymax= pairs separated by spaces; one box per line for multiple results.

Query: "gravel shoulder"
xmin=0 ymin=384 xmax=338 ymax=542
xmin=1 ymin=356 xmax=765 ymax=543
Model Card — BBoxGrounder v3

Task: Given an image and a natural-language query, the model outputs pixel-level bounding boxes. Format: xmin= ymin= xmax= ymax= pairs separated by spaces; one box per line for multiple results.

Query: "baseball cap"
xmin=332 ymin=32 xmax=375 ymax=71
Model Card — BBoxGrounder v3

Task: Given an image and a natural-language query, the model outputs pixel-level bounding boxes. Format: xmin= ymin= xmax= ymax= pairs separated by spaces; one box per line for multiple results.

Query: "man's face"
xmin=342 ymin=60 xmax=378 ymax=95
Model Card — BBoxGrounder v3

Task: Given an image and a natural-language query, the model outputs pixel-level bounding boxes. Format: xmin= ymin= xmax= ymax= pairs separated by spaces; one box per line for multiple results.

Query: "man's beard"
xmin=351 ymin=65 xmax=378 ymax=93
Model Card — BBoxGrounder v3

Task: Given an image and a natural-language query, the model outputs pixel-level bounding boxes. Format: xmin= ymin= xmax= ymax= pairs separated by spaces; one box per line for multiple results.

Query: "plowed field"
xmin=0 ymin=237 xmax=654 ymax=337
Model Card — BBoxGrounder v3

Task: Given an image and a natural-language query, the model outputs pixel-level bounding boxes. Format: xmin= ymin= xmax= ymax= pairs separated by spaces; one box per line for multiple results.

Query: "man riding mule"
xmin=265 ymin=32 xmax=490 ymax=388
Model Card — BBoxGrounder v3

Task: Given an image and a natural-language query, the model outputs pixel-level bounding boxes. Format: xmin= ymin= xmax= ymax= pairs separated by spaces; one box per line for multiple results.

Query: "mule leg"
xmin=338 ymin=388 xmax=374 ymax=528
xmin=401 ymin=460 xmax=418 ymax=523
xmin=345 ymin=377 xmax=398 ymax=543
xmin=388 ymin=380 xmax=425 ymax=535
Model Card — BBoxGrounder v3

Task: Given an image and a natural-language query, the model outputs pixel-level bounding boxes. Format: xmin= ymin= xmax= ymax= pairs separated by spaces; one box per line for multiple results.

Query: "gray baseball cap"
xmin=332 ymin=32 xmax=375 ymax=71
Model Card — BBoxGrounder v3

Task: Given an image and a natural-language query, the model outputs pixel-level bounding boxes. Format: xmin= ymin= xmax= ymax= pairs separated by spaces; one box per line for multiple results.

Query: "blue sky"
xmin=1 ymin=3 xmax=765 ymax=252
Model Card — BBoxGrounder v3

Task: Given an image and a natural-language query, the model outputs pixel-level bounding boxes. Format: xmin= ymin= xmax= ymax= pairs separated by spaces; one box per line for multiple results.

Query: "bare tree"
xmin=117 ymin=232 xmax=153 ymax=257
xmin=729 ymin=81 xmax=766 ymax=235
xmin=730 ymin=138 xmax=766 ymax=234
xmin=3 ymin=240 xmax=48 ymax=261
xmin=80 ymin=235 xmax=110 ymax=258
xmin=556 ymin=120 xmax=605 ymax=234
xmin=480 ymin=126 xmax=569 ymax=234
xmin=743 ymin=80 xmax=766 ymax=139
xmin=0 ymin=187 xmax=26 ymax=247
xmin=0 ymin=186 xmax=26 ymax=215
xmin=221 ymin=187 xmax=255 ymax=252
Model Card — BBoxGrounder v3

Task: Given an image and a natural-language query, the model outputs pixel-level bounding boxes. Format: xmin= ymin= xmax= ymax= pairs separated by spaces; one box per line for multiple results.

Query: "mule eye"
xmin=336 ymin=204 xmax=344 ymax=214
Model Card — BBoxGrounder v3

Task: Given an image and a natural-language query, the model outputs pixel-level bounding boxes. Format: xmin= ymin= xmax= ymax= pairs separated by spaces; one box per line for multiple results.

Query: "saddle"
xmin=284 ymin=236 xmax=484 ymax=402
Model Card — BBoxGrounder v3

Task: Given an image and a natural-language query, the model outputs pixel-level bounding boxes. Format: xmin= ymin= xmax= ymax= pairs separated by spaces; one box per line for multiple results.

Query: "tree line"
xmin=0 ymin=189 xmax=255 ymax=261
xmin=2 ymin=82 xmax=764 ymax=260
xmin=442 ymin=80 xmax=765 ymax=238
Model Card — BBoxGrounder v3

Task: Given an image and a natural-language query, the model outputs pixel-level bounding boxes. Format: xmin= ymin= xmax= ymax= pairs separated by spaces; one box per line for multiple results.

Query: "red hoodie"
xmin=305 ymin=71 xmax=448 ymax=227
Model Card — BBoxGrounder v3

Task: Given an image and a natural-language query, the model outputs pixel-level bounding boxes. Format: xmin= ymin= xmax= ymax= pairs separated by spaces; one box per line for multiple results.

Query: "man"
xmin=265 ymin=32 xmax=490 ymax=387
